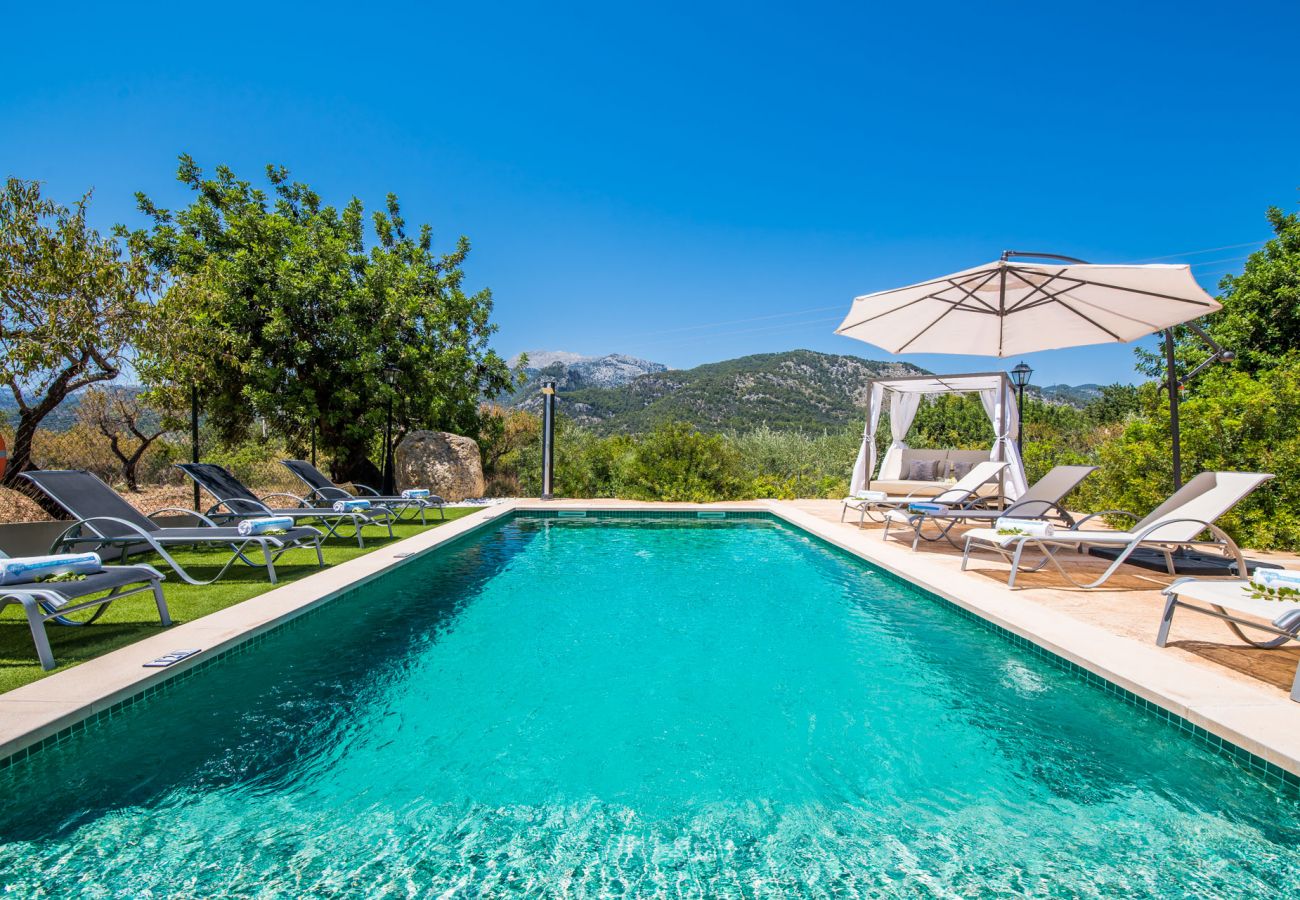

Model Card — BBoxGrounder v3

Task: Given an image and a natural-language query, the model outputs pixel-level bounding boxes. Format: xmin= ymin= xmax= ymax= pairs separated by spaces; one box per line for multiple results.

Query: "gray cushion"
xmin=950 ymin=460 xmax=975 ymax=480
xmin=908 ymin=459 xmax=941 ymax=481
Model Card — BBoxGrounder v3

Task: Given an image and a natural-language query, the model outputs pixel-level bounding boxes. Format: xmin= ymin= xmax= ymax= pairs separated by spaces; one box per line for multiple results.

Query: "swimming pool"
xmin=1 ymin=514 xmax=1298 ymax=896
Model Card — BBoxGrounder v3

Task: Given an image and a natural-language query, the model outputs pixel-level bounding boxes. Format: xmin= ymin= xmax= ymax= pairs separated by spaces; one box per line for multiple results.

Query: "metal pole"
xmin=190 ymin=384 xmax=200 ymax=511
xmin=382 ymin=396 xmax=396 ymax=496
xmin=1015 ymin=383 xmax=1025 ymax=454
xmin=541 ymin=381 xmax=556 ymax=500
xmin=1165 ymin=329 xmax=1182 ymax=490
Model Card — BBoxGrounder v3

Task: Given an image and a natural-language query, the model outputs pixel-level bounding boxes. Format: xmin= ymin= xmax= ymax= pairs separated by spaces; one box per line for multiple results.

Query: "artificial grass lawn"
xmin=0 ymin=509 xmax=478 ymax=694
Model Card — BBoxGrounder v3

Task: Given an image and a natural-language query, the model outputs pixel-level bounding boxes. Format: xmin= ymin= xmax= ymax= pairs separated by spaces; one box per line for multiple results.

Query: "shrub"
xmin=623 ymin=423 xmax=742 ymax=502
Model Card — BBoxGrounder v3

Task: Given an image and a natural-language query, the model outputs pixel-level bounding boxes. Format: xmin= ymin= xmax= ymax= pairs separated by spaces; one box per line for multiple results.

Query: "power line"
xmin=598 ymin=238 xmax=1267 ymax=356
xmin=1124 ymin=240 xmax=1265 ymax=263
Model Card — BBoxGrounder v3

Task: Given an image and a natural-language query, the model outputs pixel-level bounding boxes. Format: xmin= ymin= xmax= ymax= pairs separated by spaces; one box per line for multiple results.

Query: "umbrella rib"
xmin=834 ymin=270 xmax=1002 ymax=333
xmin=1047 ymin=297 xmax=1127 ymax=343
xmin=896 ymin=295 xmax=975 ymax=354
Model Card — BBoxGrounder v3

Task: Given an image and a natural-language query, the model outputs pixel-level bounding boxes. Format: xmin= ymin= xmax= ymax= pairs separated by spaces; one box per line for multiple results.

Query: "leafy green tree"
xmin=1137 ymin=205 xmax=1300 ymax=381
xmin=0 ymin=177 xmax=157 ymax=486
xmin=128 ymin=157 xmax=511 ymax=484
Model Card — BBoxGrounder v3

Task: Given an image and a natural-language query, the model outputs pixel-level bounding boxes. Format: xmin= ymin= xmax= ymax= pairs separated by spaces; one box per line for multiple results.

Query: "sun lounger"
xmin=22 ymin=470 xmax=325 ymax=586
xmin=1158 ymin=576 xmax=1300 ymax=702
xmin=281 ymin=459 xmax=445 ymax=524
xmin=960 ymin=471 xmax=1273 ymax=589
xmin=176 ymin=462 xmax=395 ymax=548
xmin=883 ymin=465 xmax=1097 ymax=549
xmin=841 ymin=460 xmax=1009 ymax=526
xmin=0 ymin=550 xmax=170 ymax=670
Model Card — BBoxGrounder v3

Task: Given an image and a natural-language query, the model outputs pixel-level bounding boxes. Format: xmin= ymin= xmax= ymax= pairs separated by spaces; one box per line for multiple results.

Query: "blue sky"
xmin=4 ymin=1 xmax=1297 ymax=386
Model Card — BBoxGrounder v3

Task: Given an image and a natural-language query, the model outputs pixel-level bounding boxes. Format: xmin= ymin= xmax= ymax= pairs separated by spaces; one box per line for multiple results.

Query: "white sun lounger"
xmin=1159 ymin=577 xmax=1300 ymax=702
xmin=883 ymin=464 xmax=1096 ymax=549
xmin=960 ymin=471 xmax=1273 ymax=589
xmin=841 ymin=460 xmax=1009 ymax=526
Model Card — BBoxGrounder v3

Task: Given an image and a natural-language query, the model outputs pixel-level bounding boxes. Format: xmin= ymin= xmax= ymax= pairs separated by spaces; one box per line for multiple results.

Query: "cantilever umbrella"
xmin=835 ymin=252 xmax=1221 ymax=357
xmin=837 ymin=251 xmax=1238 ymax=573
xmin=836 ymin=251 xmax=1227 ymax=489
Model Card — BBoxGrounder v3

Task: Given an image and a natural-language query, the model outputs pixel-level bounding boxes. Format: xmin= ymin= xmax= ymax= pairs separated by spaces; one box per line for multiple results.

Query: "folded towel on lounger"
xmin=1252 ymin=569 xmax=1300 ymax=591
xmin=994 ymin=517 xmax=1054 ymax=538
xmin=849 ymin=490 xmax=889 ymax=502
xmin=908 ymin=502 xmax=950 ymax=514
xmin=332 ymin=499 xmax=372 ymax=513
xmin=237 ymin=516 xmax=294 ymax=537
xmin=401 ymin=488 xmax=430 ymax=499
xmin=0 ymin=553 xmax=104 ymax=585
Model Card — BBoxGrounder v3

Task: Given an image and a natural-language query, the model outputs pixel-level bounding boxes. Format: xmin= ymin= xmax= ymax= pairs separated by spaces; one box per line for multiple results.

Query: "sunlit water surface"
xmin=2 ymin=517 xmax=1298 ymax=897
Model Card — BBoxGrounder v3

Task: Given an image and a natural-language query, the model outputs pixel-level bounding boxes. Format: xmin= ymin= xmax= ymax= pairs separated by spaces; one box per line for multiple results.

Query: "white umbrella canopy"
xmin=835 ymin=256 xmax=1221 ymax=356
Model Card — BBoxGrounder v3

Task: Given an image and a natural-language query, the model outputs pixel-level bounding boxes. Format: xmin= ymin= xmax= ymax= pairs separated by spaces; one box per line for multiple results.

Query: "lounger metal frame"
xmin=961 ymin=518 xmax=1247 ymax=589
xmin=175 ymin=463 xmax=395 ymax=547
xmin=1158 ymin=577 xmax=1300 ymax=701
xmin=1 ymin=565 xmax=170 ymax=670
xmin=281 ymin=460 xmax=445 ymax=524
xmin=21 ymin=471 xmax=325 ymax=586
xmin=883 ymin=465 xmax=1097 ymax=550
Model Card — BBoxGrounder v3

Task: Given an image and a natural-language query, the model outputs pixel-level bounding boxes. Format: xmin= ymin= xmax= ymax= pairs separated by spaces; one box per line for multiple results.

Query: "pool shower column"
xmin=541 ymin=380 xmax=556 ymax=500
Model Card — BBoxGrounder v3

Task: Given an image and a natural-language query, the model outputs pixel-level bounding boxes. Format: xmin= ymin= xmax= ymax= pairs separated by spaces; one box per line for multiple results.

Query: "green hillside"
xmin=539 ymin=350 xmax=927 ymax=433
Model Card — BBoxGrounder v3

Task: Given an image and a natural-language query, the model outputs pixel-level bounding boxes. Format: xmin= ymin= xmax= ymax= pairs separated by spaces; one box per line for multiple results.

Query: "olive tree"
xmin=0 ymin=177 xmax=156 ymax=486
xmin=129 ymin=157 xmax=511 ymax=484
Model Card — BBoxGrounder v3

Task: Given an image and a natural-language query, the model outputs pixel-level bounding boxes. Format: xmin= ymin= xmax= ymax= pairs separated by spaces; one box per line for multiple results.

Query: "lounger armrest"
xmin=1073 ymin=509 xmax=1138 ymax=529
xmin=1002 ymin=499 xmax=1075 ymax=525
xmin=206 ymin=498 xmax=273 ymax=517
xmin=259 ymin=492 xmax=311 ymax=508
xmin=1133 ymin=517 xmax=1220 ymax=543
xmin=52 ymin=516 xmax=158 ymax=549
xmin=146 ymin=507 xmax=223 ymax=527
xmin=352 ymin=483 xmax=383 ymax=497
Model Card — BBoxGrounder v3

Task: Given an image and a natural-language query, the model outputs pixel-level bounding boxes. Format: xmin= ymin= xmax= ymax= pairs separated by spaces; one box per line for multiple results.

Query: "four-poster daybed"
xmin=849 ymin=372 xmax=1029 ymax=502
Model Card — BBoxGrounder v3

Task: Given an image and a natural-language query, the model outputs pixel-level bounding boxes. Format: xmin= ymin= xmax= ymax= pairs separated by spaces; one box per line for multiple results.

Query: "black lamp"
xmin=381 ymin=365 xmax=400 ymax=496
xmin=1009 ymin=362 xmax=1032 ymax=453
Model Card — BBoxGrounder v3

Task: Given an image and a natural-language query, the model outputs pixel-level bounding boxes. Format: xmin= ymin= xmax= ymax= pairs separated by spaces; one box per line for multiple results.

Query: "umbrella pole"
xmin=1165 ymin=329 xmax=1182 ymax=490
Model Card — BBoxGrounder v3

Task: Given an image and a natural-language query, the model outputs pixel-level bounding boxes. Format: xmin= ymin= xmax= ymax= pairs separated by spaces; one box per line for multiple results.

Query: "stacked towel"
xmin=1252 ymin=569 xmax=1300 ymax=591
xmin=0 ymin=553 xmax=103 ymax=585
xmin=332 ymin=499 xmax=372 ymax=513
xmin=401 ymin=488 xmax=430 ymax=499
xmin=849 ymin=490 xmax=889 ymax=502
xmin=237 ymin=516 xmax=294 ymax=537
xmin=908 ymin=502 xmax=950 ymax=514
xmin=994 ymin=517 xmax=1054 ymax=538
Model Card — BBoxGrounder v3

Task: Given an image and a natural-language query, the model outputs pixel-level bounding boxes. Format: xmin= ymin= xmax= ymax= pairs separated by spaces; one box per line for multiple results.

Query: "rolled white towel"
xmin=1251 ymin=568 xmax=1300 ymax=591
xmin=237 ymin=516 xmax=294 ymax=536
xmin=994 ymin=517 xmax=1054 ymax=538
xmin=401 ymin=488 xmax=430 ymax=499
xmin=332 ymin=499 xmax=372 ymax=513
xmin=0 ymin=553 xmax=104 ymax=585
xmin=849 ymin=490 xmax=889 ymax=502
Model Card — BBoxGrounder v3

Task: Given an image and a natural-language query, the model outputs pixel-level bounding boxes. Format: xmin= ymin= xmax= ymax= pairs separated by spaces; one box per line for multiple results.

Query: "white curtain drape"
xmin=878 ymin=391 xmax=921 ymax=480
xmin=978 ymin=385 xmax=1028 ymax=499
xmin=849 ymin=382 xmax=886 ymax=493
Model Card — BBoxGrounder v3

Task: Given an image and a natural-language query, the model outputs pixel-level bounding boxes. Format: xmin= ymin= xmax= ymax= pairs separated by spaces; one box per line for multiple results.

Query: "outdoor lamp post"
xmin=381 ymin=364 xmax=400 ymax=496
xmin=540 ymin=380 xmax=557 ymax=500
xmin=1010 ymin=362 xmax=1032 ymax=454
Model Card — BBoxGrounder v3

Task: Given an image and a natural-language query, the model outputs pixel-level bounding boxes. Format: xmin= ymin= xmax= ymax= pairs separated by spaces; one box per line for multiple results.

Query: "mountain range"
xmin=505 ymin=349 xmax=926 ymax=432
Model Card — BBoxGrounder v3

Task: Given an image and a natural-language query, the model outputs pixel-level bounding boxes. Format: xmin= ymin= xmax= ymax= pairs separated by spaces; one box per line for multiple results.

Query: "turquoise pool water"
xmin=2 ymin=515 xmax=1299 ymax=897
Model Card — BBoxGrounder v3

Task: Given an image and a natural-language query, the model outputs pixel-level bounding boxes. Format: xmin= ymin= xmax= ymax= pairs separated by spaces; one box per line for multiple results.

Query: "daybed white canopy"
xmin=850 ymin=372 xmax=1029 ymax=499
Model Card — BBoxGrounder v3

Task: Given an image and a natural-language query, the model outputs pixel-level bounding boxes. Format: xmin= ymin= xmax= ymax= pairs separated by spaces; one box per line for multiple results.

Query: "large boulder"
xmin=394 ymin=431 xmax=485 ymax=501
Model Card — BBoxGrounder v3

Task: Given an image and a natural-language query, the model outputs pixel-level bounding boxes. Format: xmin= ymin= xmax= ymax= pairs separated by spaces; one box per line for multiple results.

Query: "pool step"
xmin=697 ymin=511 xmax=727 ymax=519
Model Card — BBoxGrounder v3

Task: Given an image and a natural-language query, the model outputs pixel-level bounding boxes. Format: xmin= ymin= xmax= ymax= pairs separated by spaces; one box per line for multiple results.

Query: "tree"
xmin=128 ymin=157 xmax=512 ymax=484
xmin=0 ymin=177 xmax=156 ymax=486
xmin=1136 ymin=204 xmax=1300 ymax=381
xmin=76 ymin=386 xmax=173 ymax=491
